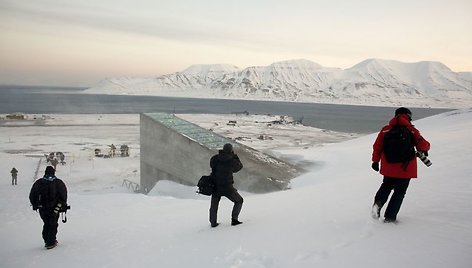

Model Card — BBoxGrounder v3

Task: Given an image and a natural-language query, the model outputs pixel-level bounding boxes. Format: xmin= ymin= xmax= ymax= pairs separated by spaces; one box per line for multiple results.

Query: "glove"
xmin=421 ymin=151 xmax=429 ymax=157
xmin=371 ymin=162 xmax=379 ymax=172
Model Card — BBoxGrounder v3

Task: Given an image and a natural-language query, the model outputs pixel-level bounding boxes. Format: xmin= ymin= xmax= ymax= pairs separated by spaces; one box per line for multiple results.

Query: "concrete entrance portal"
xmin=140 ymin=113 xmax=303 ymax=194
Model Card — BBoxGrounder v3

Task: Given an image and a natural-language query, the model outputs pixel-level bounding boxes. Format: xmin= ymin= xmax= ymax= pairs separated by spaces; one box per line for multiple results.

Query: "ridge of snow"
xmin=181 ymin=64 xmax=241 ymax=77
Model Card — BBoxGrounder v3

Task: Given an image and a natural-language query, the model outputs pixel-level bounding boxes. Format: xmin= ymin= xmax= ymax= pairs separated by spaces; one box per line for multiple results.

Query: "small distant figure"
xmin=50 ymin=158 xmax=59 ymax=169
xmin=29 ymin=166 xmax=68 ymax=249
xmin=371 ymin=107 xmax=431 ymax=223
xmin=11 ymin=167 xmax=18 ymax=185
xmin=120 ymin=145 xmax=129 ymax=157
xmin=110 ymin=144 xmax=116 ymax=157
xmin=47 ymin=152 xmax=55 ymax=163
xmin=56 ymin=152 xmax=65 ymax=165
xmin=209 ymin=143 xmax=244 ymax=228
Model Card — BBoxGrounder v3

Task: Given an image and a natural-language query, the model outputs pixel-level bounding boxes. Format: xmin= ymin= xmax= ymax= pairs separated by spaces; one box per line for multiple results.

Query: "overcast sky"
xmin=0 ymin=0 xmax=471 ymax=87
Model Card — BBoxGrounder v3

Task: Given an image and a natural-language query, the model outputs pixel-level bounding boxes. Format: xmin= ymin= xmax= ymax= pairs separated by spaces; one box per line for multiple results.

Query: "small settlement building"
xmin=6 ymin=113 xmax=27 ymax=120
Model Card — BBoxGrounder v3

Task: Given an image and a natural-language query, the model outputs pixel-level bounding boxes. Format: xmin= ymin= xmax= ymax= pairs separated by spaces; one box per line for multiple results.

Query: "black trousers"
xmin=210 ymin=190 xmax=243 ymax=225
xmin=374 ymin=176 xmax=411 ymax=220
xmin=39 ymin=210 xmax=59 ymax=245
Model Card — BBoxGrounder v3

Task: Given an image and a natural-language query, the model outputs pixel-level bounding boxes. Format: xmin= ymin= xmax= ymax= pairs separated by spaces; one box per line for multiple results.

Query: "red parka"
xmin=372 ymin=114 xmax=430 ymax=178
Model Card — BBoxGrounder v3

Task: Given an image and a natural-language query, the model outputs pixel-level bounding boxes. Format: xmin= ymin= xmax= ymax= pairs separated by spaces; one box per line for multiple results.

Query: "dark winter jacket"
xmin=372 ymin=114 xmax=430 ymax=178
xmin=29 ymin=176 xmax=68 ymax=211
xmin=210 ymin=150 xmax=243 ymax=194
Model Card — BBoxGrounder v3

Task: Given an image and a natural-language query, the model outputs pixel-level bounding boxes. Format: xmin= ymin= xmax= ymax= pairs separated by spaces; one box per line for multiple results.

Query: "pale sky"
xmin=0 ymin=0 xmax=471 ymax=87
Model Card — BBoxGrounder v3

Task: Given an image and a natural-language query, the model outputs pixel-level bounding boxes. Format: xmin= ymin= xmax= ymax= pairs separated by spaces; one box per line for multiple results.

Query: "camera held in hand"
xmin=54 ymin=203 xmax=71 ymax=214
xmin=417 ymin=151 xmax=432 ymax=167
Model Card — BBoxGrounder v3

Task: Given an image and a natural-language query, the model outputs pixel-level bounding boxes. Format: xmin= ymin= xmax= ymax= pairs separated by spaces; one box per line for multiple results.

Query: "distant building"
xmin=140 ymin=113 xmax=303 ymax=194
xmin=6 ymin=113 xmax=27 ymax=120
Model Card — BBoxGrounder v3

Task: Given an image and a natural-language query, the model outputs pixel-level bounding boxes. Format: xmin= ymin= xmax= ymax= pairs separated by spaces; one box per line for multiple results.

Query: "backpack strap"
xmin=401 ymin=124 xmax=414 ymax=170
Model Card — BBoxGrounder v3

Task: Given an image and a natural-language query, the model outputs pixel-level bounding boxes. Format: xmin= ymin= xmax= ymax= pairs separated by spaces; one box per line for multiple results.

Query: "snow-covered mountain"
xmin=90 ymin=64 xmax=241 ymax=95
xmin=329 ymin=59 xmax=472 ymax=106
xmin=85 ymin=59 xmax=472 ymax=108
xmin=209 ymin=59 xmax=343 ymax=101
xmin=155 ymin=64 xmax=241 ymax=90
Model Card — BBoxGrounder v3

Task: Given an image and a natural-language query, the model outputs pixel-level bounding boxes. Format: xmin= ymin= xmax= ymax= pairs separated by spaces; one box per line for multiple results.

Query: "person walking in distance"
xmin=371 ymin=107 xmax=430 ymax=223
xmin=50 ymin=158 xmax=59 ymax=169
xmin=11 ymin=167 xmax=18 ymax=185
xmin=29 ymin=166 xmax=68 ymax=249
xmin=209 ymin=143 xmax=244 ymax=227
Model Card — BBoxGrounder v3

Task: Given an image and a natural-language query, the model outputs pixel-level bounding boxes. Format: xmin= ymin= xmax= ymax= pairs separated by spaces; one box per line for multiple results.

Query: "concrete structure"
xmin=140 ymin=113 xmax=303 ymax=194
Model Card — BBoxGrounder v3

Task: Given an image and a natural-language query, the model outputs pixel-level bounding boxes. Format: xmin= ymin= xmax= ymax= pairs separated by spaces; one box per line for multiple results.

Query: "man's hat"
xmin=223 ymin=143 xmax=233 ymax=153
xmin=395 ymin=107 xmax=412 ymax=118
xmin=45 ymin=166 xmax=55 ymax=176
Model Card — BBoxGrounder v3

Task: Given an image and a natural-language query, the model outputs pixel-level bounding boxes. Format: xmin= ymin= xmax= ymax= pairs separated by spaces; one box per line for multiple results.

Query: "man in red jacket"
xmin=371 ymin=107 xmax=430 ymax=223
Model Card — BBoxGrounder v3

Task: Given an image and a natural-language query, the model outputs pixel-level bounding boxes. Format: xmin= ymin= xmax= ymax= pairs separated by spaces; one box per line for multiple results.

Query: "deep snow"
xmin=1 ymin=109 xmax=471 ymax=268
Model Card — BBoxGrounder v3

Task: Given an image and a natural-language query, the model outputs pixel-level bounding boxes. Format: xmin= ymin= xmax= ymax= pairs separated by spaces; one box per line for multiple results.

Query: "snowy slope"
xmin=209 ymin=59 xmax=342 ymax=101
xmin=90 ymin=64 xmax=241 ymax=95
xmin=85 ymin=59 xmax=472 ymax=108
xmin=330 ymin=59 xmax=472 ymax=107
xmin=1 ymin=109 xmax=471 ymax=267
xmin=154 ymin=64 xmax=241 ymax=91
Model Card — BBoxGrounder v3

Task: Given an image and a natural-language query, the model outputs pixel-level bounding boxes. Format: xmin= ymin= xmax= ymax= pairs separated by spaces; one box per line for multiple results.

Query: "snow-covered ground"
xmin=1 ymin=109 xmax=471 ymax=268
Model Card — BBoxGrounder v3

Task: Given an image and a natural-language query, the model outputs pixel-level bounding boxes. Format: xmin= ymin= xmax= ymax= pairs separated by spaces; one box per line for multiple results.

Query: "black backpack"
xmin=383 ymin=125 xmax=416 ymax=163
xmin=197 ymin=175 xmax=215 ymax=196
xmin=34 ymin=179 xmax=57 ymax=210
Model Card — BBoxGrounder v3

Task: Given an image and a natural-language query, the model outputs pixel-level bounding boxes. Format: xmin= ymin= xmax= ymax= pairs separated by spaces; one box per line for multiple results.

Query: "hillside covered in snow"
xmin=85 ymin=59 xmax=472 ymax=108
xmin=1 ymin=109 xmax=471 ymax=267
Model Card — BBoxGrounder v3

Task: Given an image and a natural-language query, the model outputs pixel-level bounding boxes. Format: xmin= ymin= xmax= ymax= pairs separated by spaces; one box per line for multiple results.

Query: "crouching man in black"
xmin=209 ymin=143 xmax=244 ymax=227
xmin=29 ymin=166 xmax=68 ymax=249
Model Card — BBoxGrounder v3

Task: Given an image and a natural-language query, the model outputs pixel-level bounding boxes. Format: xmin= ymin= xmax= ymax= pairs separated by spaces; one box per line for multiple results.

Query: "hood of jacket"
xmin=388 ymin=114 xmax=413 ymax=127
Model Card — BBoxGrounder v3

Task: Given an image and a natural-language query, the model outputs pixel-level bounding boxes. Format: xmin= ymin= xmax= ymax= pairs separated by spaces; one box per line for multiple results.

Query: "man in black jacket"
xmin=11 ymin=167 xmax=18 ymax=185
xmin=29 ymin=166 xmax=68 ymax=249
xmin=209 ymin=143 xmax=244 ymax=227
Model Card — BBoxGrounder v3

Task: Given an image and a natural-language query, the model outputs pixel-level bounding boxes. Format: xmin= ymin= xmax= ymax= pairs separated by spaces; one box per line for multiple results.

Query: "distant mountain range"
xmin=85 ymin=59 xmax=472 ymax=108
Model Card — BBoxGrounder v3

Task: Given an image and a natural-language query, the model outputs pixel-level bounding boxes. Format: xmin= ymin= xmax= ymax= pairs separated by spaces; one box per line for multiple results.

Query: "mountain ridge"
xmin=85 ymin=59 xmax=472 ymax=108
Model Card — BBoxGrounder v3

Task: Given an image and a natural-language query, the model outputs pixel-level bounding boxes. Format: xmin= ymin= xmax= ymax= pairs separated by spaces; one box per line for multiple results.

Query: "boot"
xmin=383 ymin=218 xmax=398 ymax=224
xmin=231 ymin=219 xmax=243 ymax=226
xmin=45 ymin=240 xmax=58 ymax=249
xmin=371 ymin=203 xmax=381 ymax=219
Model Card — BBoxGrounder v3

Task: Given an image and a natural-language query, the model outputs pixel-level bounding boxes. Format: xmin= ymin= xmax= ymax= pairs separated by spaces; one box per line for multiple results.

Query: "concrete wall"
xmin=140 ymin=113 xmax=303 ymax=194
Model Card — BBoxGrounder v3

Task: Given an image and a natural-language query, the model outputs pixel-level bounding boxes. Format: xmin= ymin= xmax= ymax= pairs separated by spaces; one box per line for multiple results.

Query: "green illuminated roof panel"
xmin=146 ymin=113 xmax=232 ymax=150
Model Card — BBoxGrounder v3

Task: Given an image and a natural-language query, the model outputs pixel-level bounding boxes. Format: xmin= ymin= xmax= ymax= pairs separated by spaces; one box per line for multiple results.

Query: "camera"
xmin=54 ymin=203 xmax=71 ymax=214
xmin=53 ymin=203 xmax=62 ymax=214
xmin=417 ymin=151 xmax=432 ymax=167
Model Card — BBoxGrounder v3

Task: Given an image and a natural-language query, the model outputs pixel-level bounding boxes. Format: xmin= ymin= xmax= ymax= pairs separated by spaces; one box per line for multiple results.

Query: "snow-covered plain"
xmin=1 ymin=109 xmax=471 ymax=268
